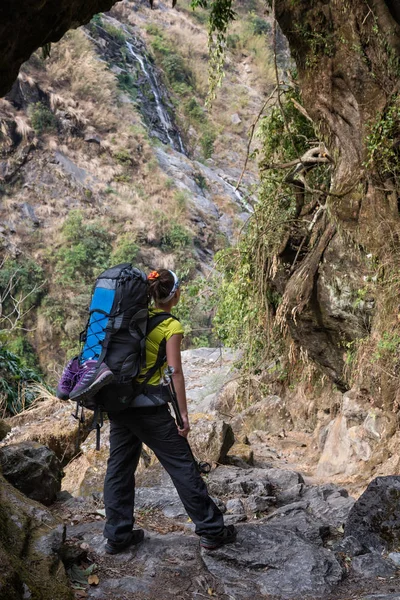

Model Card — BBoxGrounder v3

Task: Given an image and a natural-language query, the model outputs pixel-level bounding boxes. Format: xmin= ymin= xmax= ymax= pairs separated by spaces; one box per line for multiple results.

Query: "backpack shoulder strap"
xmin=134 ymin=313 xmax=179 ymax=394
xmin=147 ymin=311 xmax=178 ymax=335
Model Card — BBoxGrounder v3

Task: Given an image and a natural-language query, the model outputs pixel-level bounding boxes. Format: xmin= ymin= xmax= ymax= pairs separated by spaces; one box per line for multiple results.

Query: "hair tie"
xmin=148 ymin=271 xmax=160 ymax=280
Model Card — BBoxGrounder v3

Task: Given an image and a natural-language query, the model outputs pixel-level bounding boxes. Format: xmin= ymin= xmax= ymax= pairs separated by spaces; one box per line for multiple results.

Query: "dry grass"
xmin=14 ymin=116 xmax=34 ymax=141
xmin=47 ymin=30 xmax=117 ymax=128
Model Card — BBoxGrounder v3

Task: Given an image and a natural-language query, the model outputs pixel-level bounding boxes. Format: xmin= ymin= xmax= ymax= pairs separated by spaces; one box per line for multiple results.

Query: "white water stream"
xmin=126 ymin=41 xmax=185 ymax=154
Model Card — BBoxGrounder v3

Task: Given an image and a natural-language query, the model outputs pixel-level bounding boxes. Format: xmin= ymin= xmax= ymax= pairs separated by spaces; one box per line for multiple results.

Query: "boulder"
xmin=207 ymin=466 xmax=274 ymax=498
xmin=317 ymin=392 xmax=397 ymax=478
xmin=2 ymin=398 xmax=90 ymax=463
xmin=0 ymin=473 xmax=72 ymax=600
xmin=0 ymin=441 xmax=62 ymax=505
xmin=182 ymin=347 xmax=240 ymax=413
xmin=201 ymin=523 xmax=344 ymax=599
xmin=230 ymin=395 xmax=293 ymax=436
xmin=225 ymin=441 xmax=254 ymax=467
xmin=351 ymin=553 xmax=397 ymax=578
xmin=345 ymin=476 xmax=400 ymax=552
xmin=62 ymin=423 xmax=151 ymax=497
xmin=189 ymin=414 xmax=234 ymax=464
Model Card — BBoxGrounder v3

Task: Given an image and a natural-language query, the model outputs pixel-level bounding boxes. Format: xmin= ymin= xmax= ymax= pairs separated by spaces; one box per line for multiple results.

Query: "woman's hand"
xmin=178 ymin=413 xmax=190 ymax=438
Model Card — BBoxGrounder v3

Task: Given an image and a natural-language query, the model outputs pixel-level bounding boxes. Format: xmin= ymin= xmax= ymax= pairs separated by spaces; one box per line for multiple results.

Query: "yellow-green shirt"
xmin=136 ymin=308 xmax=184 ymax=387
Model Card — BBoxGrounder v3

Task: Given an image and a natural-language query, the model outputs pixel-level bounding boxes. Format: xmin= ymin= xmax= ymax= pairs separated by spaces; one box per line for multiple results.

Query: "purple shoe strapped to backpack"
xmin=56 ymin=356 xmax=80 ymax=400
xmin=69 ymin=359 xmax=114 ymax=403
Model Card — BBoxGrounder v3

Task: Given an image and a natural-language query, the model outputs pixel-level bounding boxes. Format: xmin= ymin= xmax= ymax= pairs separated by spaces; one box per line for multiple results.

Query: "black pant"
xmin=103 ymin=404 xmax=224 ymax=543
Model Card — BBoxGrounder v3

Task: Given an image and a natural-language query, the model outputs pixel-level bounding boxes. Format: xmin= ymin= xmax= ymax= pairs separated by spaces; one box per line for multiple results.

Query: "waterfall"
xmin=125 ymin=41 xmax=185 ymax=155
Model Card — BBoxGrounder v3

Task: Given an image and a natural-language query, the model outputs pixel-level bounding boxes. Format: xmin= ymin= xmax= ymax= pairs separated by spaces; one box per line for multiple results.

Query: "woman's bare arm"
xmin=166 ymin=333 xmax=190 ymax=437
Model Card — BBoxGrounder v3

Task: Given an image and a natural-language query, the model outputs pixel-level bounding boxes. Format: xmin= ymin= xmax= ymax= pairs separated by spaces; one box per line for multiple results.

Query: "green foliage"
xmin=163 ymin=55 xmax=194 ymax=87
xmin=200 ymin=128 xmax=216 ymax=158
xmin=293 ymin=23 xmax=335 ymax=67
xmin=374 ymin=332 xmax=400 ymax=361
xmin=28 ymin=102 xmax=57 ymax=134
xmin=102 ymin=22 xmax=126 ymax=43
xmin=226 ymin=33 xmax=240 ymax=49
xmin=91 ymin=14 xmax=103 ymax=26
xmin=161 ymin=221 xmax=192 ymax=250
xmin=0 ymin=257 xmax=45 ymax=318
xmin=0 ymin=345 xmax=43 ymax=416
xmin=184 ymin=98 xmax=206 ymax=124
xmin=212 ymin=84 xmax=317 ymax=370
xmin=193 ymin=172 xmax=208 ymax=190
xmin=190 ymin=0 xmax=236 ymax=100
xmin=53 ymin=210 xmax=112 ymax=286
xmin=117 ymin=72 xmax=138 ymax=101
xmin=146 ymin=24 xmax=162 ymax=36
xmin=111 ymin=234 xmax=139 ymax=265
xmin=6 ymin=336 xmax=39 ymax=370
xmin=113 ymin=148 xmax=133 ymax=165
xmin=174 ymin=277 xmax=215 ymax=348
xmin=366 ymin=95 xmax=400 ymax=179
xmin=251 ymin=16 xmax=271 ymax=36
xmin=150 ymin=31 xmax=194 ymax=91
xmin=87 ymin=14 xmax=103 ymax=36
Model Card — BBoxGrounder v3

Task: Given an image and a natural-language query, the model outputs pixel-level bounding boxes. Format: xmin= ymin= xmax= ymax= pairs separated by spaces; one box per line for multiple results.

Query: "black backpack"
xmin=73 ymin=263 xmax=175 ymax=447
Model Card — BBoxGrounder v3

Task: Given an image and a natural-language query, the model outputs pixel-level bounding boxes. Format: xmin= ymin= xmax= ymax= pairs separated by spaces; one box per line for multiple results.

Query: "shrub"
xmin=200 ymin=128 xmax=216 ymax=159
xmin=227 ymin=33 xmax=241 ymax=49
xmin=0 ymin=346 xmax=43 ymax=416
xmin=0 ymin=257 xmax=45 ymax=316
xmin=54 ymin=210 xmax=112 ymax=286
xmin=111 ymin=234 xmax=139 ymax=264
xmin=251 ymin=16 xmax=271 ymax=36
xmin=113 ymin=148 xmax=133 ymax=165
xmin=102 ymin=22 xmax=126 ymax=43
xmin=184 ymin=98 xmax=206 ymax=123
xmin=28 ymin=102 xmax=57 ymax=134
xmin=162 ymin=54 xmax=193 ymax=86
xmin=161 ymin=222 xmax=192 ymax=250
xmin=146 ymin=24 xmax=162 ymax=36
xmin=117 ymin=72 xmax=138 ymax=100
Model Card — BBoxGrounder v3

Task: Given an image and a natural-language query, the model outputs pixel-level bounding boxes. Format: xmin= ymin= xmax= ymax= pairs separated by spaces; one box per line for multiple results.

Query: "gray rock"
xmin=207 ymin=466 xmax=274 ymax=498
xmin=388 ymin=552 xmax=400 ymax=566
xmin=261 ymin=466 xmax=304 ymax=490
xmin=276 ymin=483 xmax=304 ymax=505
xmin=265 ymin=509 xmax=329 ymax=546
xmin=345 ymin=476 xmax=400 ymax=552
xmin=135 ymin=487 xmax=186 ymax=519
xmin=231 ymin=113 xmax=242 ymax=125
xmin=223 ymin=513 xmax=247 ymax=525
xmin=333 ymin=535 xmax=366 ymax=556
xmin=22 ymin=202 xmax=40 ymax=226
xmin=245 ymin=494 xmax=275 ymax=513
xmin=360 ymin=593 xmax=400 ymax=600
xmin=84 ymin=132 xmax=102 ymax=144
xmin=34 ymin=523 xmax=66 ymax=557
xmin=351 ymin=552 xmax=397 ymax=578
xmin=225 ymin=498 xmax=245 ymax=514
xmin=211 ymin=496 xmax=226 ymax=513
xmin=302 ymin=483 xmax=355 ymax=527
xmin=201 ymin=523 xmax=343 ymax=599
xmin=360 ymin=594 xmax=400 ymax=600
xmin=0 ymin=441 xmax=62 ymax=505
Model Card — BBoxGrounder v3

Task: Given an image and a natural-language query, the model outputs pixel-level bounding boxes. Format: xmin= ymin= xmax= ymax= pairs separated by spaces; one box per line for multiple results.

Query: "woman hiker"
xmin=101 ymin=268 xmax=237 ymax=554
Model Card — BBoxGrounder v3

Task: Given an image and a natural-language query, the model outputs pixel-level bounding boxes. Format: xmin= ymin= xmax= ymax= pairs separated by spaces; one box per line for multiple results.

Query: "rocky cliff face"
xmin=0 ymin=0 xmax=121 ymax=97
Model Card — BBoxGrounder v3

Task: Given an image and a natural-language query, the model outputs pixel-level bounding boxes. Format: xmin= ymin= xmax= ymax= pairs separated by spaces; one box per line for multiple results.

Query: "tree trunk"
xmin=273 ymin=0 xmax=400 ymax=395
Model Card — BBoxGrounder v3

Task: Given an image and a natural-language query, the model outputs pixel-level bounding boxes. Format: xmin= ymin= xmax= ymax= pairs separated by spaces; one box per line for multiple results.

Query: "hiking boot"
xmin=105 ymin=529 xmax=145 ymax=555
xmin=56 ymin=356 xmax=80 ymax=400
xmin=69 ymin=360 xmax=114 ymax=402
xmin=200 ymin=525 xmax=237 ymax=550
